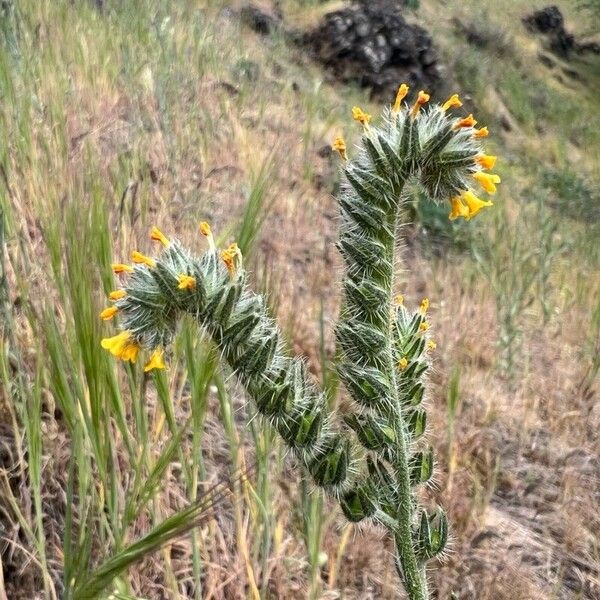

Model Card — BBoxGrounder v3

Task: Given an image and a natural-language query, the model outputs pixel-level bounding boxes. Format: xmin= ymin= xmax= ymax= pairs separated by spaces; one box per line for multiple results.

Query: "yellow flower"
xmin=131 ymin=251 xmax=156 ymax=268
xmin=410 ymin=90 xmax=430 ymax=118
xmin=394 ymin=294 xmax=404 ymax=305
xmin=109 ymin=290 xmax=127 ymax=301
xmin=150 ymin=226 xmax=169 ymax=247
xmin=199 ymin=221 xmax=216 ymax=251
xmin=221 ymin=242 xmax=242 ymax=276
xmin=352 ymin=106 xmax=371 ymax=127
xmin=101 ymin=331 xmax=140 ymax=363
xmin=472 ymin=171 xmax=501 ymax=194
xmin=473 ymin=126 xmax=489 ymax=138
xmin=419 ymin=321 xmax=430 ymax=332
xmin=461 ymin=190 xmax=493 ymax=219
xmin=454 ymin=114 xmax=477 ymax=129
xmin=441 ymin=93 xmax=462 ymax=111
xmin=476 ymin=154 xmax=497 ymax=170
xmin=112 ymin=263 xmax=134 ymax=274
xmin=392 ymin=83 xmax=409 ymax=112
xmin=448 ymin=196 xmax=470 ymax=220
xmin=99 ymin=306 xmax=118 ymax=320
xmin=427 ymin=340 xmax=437 ymax=352
xmin=398 ymin=357 xmax=409 ymax=370
xmin=177 ymin=274 xmax=196 ymax=290
xmin=420 ymin=298 xmax=429 ymax=314
xmin=332 ymin=136 xmax=348 ymax=161
xmin=144 ymin=348 xmax=166 ymax=372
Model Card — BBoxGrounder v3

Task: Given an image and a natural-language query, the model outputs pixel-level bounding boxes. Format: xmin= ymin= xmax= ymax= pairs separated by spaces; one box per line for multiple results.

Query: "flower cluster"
xmin=333 ymin=84 xmax=501 ymax=222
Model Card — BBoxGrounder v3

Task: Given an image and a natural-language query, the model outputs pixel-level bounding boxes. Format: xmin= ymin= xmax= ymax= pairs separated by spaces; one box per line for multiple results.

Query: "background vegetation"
xmin=0 ymin=0 xmax=598 ymax=598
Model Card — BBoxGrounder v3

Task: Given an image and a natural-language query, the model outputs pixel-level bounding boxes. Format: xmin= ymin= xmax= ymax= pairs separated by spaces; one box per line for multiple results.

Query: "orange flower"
xmin=144 ymin=348 xmax=166 ymax=372
xmin=454 ymin=114 xmax=477 ymax=129
xmin=398 ymin=357 xmax=409 ymax=370
xmin=448 ymin=196 xmax=470 ymax=220
xmin=473 ymin=126 xmax=489 ymax=138
xmin=351 ymin=106 xmax=371 ymax=127
xmin=131 ymin=251 xmax=156 ymax=268
xmin=112 ymin=263 xmax=134 ymax=274
xmin=101 ymin=331 xmax=139 ymax=363
xmin=473 ymin=172 xmax=501 ymax=194
xmin=150 ymin=226 xmax=169 ymax=247
xmin=441 ymin=93 xmax=462 ymax=111
xmin=108 ymin=290 xmax=127 ymax=301
xmin=177 ymin=274 xmax=196 ymax=290
xmin=99 ymin=306 xmax=118 ymax=320
xmin=392 ymin=83 xmax=409 ymax=112
xmin=461 ymin=190 xmax=493 ymax=218
xmin=410 ymin=90 xmax=430 ymax=118
xmin=476 ymin=154 xmax=497 ymax=170
xmin=332 ymin=136 xmax=348 ymax=161
xmin=221 ymin=242 xmax=242 ymax=276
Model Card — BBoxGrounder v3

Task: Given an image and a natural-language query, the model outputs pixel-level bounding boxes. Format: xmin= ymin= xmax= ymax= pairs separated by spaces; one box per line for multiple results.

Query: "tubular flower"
xmin=476 ymin=154 xmax=497 ymax=170
xmin=449 ymin=196 xmax=470 ymax=220
xmin=427 ymin=339 xmax=437 ymax=352
xmin=177 ymin=274 xmax=196 ymax=290
xmin=144 ymin=348 xmax=166 ymax=372
xmin=473 ymin=126 xmax=489 ymax=138
xmin=109 ymin=290 xmax=127 ymax=301
xmin=410 ymin=90 xmax=430 ymax=118
xmin=398 ymin=357 xmax=409 ymax=370
xmin=392 ymin=83 xmax=410 ymax=112
xmin=352 ymin=106 xmax=371 ymax=127
xmin=221 ymin=242 xmax=242 ymax=276
xmin=101 ymin=331 xmax=140 ymax=363
xmin=112 ymin=263 xmax=134 ymax=274
xmin=132 ymin=251 xmax=156 ymax=268
xmin=420 ymin=298 xmax=430 ymax=314
xmin=394 ymin=294 xmax=404 ymax=305
xmin=441 ymin=93 xmax=462 ymax=111
xmin=461 ymin=190 xmax=493 ymax=219
xmin=454 ymin=114 xmax=477 ymax=129
xmin=150 ymin=226 xmax=169 ymax=247
xmin=99 ymin=306 xmax=118 ymax=320
xmin=473 ymin=171 xmax=501 ymax=194
xmin=332 ymin=136 xmax=348 ymax=161
xmin=199 ymin=221 xmax=216 ymax=251
xmin=419 ymin=321 xmax=430 ymax=332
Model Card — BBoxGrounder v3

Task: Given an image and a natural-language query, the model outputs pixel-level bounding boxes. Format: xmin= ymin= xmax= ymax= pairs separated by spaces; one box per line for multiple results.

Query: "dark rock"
xmin=240 ymin=4 xmax=282 ymax=36
xmin=523 ymin=6 xmax=575 ymax=58
xmin=304 ymin=0 xmax=446 ymax=99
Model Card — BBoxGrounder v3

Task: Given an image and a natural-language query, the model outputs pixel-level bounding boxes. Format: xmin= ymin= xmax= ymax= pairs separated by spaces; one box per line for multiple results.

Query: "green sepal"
xmin=345 ymin=167 xmax=394 ymax=209
xmin=366 ymin=457 xmax=398 ymax=518
xmin=309 ymin=435 xmax=350 ymax=487
xmin=415 ymin=508 xmax=448 ymax=561
xmin=339 ymin=365 xmax=392 ymax=407
xmin=338 ymin=236 xmax=388 ymax=271
xmin=410 ymin=448 xmax=434 ymax=485
xmin=421 ymin=123 xmax=454 ymax=163
xmin=277 ymin=397 xmax=324 ymax=448
xmin=340 ymin=484 xmax=377 ymax=522
xmin=339 ymin=194 xmax=389 ymax=233
xmin=401 ymin=382 xmax=425 ymax=407
xmin=336 ymin=322 xmax=387 ymax=361
xmin=213 ymin=283 xmax=242 ymax=326
xmin=344 ymin=413 xmax=396 ymax=451
xmin=407 ymin=408 xmax=427 ymax=439
xmin=362 ymin=136 xmax=392 ymax=181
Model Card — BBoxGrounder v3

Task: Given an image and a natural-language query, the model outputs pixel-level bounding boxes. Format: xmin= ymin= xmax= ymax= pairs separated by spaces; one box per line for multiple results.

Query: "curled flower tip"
xmin=472 ymin=171 xmax=501 ymax=194
xmin=427 ymin=339 xmax=437 ymax=352
xmin=351 ymin=106 xmax=371 ymax=127
xmin=177 ymin=274 xmax=196 ymax=290
xmin=112 ymin=263 xmax=134 ymax=274
xmin=442 ymin=93 xmax=462 ymax=111
xmin=132 ymin=251 xmax=156 ymax=268
xmin=454 ymin=114 xmax=477 ymax=129
xmin=420 ymin=298 xmax=430 ymax=314
xmin=449 ymin=196 xmax=470 ymax=221
xmin=410 ymin=90 xmax=430 ymax=118
xmin=461 ymin=190 xmax=493 ymax=219
xmin=394 ymin=294 xmax=404 ymax=305
xmin=99 ymin=306 xmax=118 ymax=321
xmin=109 ymin=290 xmax=127 ymax=301
xmin=392 ymin=83 xmax=409 ymax=112
xmin=332 ymin=136 xmax=348 ymax=161
xmin=419 ymin=321 xmax=430 ymax=332
xmin=199 ymin=221 xmax=216 ymax=251
xmin=473 ymin=126 xmax=489 ymax=138
xmin=150 ymin=226 xmax=169 ymax=247
xmin=398 ymin=357 xmax=409 ymax=370
xmin=101 ymin=331 xmax=140 ymax=363
xmin=476 ymin=154 xmax=497 ymax=170
xmin=221 ymin=242 xmax=242 ymax=276
xmin=144 ymin=348 xmax=166 ymax=372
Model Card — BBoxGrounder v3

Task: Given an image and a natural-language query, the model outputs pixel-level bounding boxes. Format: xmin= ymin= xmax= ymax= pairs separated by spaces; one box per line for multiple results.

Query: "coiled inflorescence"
xmin=99 ymin=84 xmax=499 ymax=600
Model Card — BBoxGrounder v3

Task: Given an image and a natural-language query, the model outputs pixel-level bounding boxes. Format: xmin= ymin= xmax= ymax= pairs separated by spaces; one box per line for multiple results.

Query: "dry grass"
xmin=0 ymin=0 xmax=598 ymax=599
